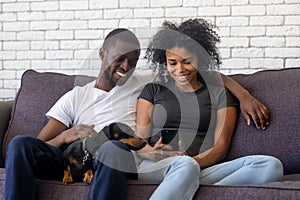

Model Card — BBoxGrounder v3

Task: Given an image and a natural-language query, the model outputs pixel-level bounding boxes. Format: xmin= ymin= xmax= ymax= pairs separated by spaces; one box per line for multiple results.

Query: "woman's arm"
xmin=220 ymin=73 xmax=269 ymax=130
xmin=136 ymin=98 xmax=154 ymax=140
xmin=192 ymin=106 xmax=237 ymax=168
xmin=136 ymin=98 xmax=180 ymax=160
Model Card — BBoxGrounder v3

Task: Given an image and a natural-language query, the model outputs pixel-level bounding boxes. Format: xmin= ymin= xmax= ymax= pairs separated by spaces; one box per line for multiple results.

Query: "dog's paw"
xmin=83 ymin=169 xmax=93 ymax=184
xmin=62 ymin=167 xmax=73 ymax=184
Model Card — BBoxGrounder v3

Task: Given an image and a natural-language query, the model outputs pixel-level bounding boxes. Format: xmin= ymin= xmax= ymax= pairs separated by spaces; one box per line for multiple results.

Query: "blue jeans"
xmin=138 ymin=155 xmax=283 ymax=200
xmin=4 ymin=136 xmax=136 ymax=200
xmin=138 ymin=156 xmax=200 ymax=200
xmin=200 ymin=155 xmax=283 ymax=185
xmin=88 ymin=140 xmax=137 ymax=200
xmin=4 ymin=135 xmax=65 ymax=199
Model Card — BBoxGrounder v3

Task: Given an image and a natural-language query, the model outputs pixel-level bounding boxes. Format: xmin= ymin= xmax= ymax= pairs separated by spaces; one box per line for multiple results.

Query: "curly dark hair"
xmin=145 ymin=18 xmax=221 ymax=83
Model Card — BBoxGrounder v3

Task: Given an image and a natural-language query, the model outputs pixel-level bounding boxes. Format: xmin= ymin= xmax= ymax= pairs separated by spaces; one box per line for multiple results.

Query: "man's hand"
xmin=61 ymin=124 xmax=97 ymax=145
xmin=240 ymin=93 xmax=270 ymax=130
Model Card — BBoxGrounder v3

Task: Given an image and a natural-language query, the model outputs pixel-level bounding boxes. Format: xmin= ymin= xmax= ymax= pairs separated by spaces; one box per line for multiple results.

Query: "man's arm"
xmin=37 ymin=118 xmax=96 ymax=147
xmin=220 ymin=73 xmax=269 ymax=130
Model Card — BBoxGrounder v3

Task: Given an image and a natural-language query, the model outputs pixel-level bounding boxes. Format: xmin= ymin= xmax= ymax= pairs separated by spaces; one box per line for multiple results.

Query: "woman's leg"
xmin=4 ymin=135 xmax=64 ymax=200
xmin=138 ymin=156 xmax=200 ymax=200
xmin=200 ymin=155 xmax=283 ymax=185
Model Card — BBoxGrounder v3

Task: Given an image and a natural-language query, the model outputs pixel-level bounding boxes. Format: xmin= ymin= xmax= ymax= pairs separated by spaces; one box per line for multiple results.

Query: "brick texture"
xmin=0 ymin=0 xmax=299 ymax=100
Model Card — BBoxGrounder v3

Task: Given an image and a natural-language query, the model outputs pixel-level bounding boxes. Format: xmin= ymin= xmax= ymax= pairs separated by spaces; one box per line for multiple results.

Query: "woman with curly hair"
xmin=135 ymin=18 xmax=283 ymax=200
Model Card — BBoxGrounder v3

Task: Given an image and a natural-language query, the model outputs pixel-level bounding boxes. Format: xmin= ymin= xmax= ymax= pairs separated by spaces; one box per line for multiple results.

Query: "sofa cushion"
xmin=2 ymin=70 xmax=95 ymax=163
xmin=226 ymin=68 xmax=300 ymax=174
xmin=2 ymin=68 xmax=299 ymax=175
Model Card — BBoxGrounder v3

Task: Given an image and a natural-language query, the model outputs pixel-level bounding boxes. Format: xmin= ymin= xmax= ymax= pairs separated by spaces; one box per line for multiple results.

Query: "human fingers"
xmin=249 ymin=111 xmax=260 ymax=129
xmin=75 ymin=124 xmax=97 ymax=139
xmin=241 ymin=110 xmax=251 ymax=126
xmin=153 ymin=137 xmax=165 ymax=151
xmin=258 ymin=106 xmax=270 ymax=130
xmin=178 ymin=140 xmax=186 ymax=154
xmin=261 ymin=105 xmax=270 ymax=126
xmin=88 ymin=124 xmax=95 ymax=128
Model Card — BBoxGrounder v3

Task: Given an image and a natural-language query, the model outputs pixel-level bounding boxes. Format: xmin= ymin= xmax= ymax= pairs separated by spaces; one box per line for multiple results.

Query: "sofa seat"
xmin=0 ymin=68 xmax=299 ymax=199
xmin=0 ymin=168 xmax=299 ymax=199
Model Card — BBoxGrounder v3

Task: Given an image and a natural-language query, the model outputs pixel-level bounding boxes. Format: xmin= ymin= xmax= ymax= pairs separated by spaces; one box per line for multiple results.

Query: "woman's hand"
xmin=138 ymin=137 xmax=184 ymax=161
xmin=239 ymin=93 xmax=270 ymax=130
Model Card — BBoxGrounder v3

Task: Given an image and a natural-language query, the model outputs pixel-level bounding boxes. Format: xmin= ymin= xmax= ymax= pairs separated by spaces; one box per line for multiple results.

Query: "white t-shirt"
xmin=46 ymin=72 xmax=154 ymax=132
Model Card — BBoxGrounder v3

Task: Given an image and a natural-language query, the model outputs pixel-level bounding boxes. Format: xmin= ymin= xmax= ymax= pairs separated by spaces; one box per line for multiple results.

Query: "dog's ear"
xmin=101 ymin=124 xmax=114 ymax=139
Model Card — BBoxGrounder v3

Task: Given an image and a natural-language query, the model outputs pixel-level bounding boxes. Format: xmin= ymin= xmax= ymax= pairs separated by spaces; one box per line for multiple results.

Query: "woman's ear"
xmin=99 ymin=48 xmax=105 ymax=60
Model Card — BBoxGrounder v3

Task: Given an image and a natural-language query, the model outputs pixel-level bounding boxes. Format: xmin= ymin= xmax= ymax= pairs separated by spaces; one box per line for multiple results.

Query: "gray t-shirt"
xmin=138 ymin=81 xmax=238 ymax=156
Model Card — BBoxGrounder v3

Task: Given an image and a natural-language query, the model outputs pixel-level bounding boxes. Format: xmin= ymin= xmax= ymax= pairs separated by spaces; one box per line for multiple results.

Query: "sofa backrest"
xmin=2 ymin=68 xmax=299 ymax=174
xmin=1 ymin=70 xmax=95 ymax=164
xmin=225 ymin=68 xmax=300 ymax=175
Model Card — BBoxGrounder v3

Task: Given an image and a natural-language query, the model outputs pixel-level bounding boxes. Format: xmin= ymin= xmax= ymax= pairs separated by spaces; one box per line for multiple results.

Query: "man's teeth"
xmin=116 ymin=71 xmax=125 ymax=77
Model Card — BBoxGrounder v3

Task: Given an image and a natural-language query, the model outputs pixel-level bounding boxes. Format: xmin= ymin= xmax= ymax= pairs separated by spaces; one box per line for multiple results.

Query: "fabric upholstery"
xmin=226 ymin=68 xmax=300 ymax=174
xmin=1 ymin=70 xmax=95 ymax=162
xmin=0 ymin=68 xmax=299 ymax=200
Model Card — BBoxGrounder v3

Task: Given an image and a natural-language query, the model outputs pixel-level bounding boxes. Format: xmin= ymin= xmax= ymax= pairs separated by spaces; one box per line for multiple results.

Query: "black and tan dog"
xmin=62 ymin=122 xmax=145 ymax=184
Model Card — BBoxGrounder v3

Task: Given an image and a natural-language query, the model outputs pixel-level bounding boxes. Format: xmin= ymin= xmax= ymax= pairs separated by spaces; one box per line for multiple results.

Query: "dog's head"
xmin=63 ymin=140 xmax=93 ymax=182
xmin=102 ymin=122 xmax=146 ymax=150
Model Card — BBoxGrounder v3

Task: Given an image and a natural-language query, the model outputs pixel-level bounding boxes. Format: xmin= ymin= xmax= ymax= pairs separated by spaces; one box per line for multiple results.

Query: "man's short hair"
xmin=102 ymin=28 xmax=140 ymax=50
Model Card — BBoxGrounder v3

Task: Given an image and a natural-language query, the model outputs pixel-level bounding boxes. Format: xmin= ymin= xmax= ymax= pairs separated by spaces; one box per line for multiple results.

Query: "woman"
xmin=135 ymin=18 xmax=283 ymax=199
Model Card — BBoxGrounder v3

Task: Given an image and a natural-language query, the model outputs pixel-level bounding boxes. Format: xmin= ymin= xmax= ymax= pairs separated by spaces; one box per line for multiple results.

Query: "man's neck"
xmin=95 ymin=78 xmax=114 ymax=92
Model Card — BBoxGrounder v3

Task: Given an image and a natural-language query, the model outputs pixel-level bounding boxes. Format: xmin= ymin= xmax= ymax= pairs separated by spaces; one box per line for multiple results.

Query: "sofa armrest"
xmin=0 ymin=101 xmax=13 ymax=136
xmin=0 ymin=100 xmax=13 ymax=167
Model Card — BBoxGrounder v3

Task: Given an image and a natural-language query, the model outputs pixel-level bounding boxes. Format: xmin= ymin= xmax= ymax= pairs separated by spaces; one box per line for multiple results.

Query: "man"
xmin=4 ymin=28 xmax=270 ymax=200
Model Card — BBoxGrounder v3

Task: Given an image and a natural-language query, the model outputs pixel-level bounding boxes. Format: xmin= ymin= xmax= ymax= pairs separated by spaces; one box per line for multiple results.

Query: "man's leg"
xmin=200 ymin=155 xmax=283 ymax=185
xmin=138 ymin=156 xmax=200 ymax=200
xmin=88 ymin=140 xmax=137 ymax=200
xmin=4 ymin=135 xmax=64 ymax=200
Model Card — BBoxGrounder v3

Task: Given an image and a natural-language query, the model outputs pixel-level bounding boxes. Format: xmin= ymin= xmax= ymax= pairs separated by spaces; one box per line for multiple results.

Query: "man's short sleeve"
xmin=46 ymin=90 xmax=75 ymax=127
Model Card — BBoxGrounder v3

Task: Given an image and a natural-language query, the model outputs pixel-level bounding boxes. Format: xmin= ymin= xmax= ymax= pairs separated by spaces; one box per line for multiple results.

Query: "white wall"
xmin=0 ymin=0 xmax=300 ymax=100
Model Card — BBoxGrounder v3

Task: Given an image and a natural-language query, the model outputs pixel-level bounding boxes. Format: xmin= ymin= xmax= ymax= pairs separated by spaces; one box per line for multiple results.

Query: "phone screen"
xmin=161 ymin=129 xmax=179 ymax=150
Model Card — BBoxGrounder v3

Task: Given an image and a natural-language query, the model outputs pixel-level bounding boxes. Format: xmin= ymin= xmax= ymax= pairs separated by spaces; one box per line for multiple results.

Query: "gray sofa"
xmin=0 ymin=68 xmax=299 ymax=199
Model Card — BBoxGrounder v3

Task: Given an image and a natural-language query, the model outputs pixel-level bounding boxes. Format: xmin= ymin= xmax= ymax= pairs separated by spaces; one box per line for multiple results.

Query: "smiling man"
xmin=4 ymin=28 xmax=144 ymax=200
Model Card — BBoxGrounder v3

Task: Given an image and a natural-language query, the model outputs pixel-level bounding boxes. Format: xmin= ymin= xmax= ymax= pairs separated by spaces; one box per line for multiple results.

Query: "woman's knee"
xmin=264 ymin=156 xmax=283 ymax=180
xmin=171 ymin=156 xmax=200 ymax=175
xmin=248 ymin=155 xmax=283 ymax=182
xmin=253 ymin=155 xmax=283 ymax=170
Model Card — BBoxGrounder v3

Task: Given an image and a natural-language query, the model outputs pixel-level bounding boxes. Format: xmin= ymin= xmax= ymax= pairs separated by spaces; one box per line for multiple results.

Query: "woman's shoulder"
xmin=144 ymin=81 xmax=170 ymax=89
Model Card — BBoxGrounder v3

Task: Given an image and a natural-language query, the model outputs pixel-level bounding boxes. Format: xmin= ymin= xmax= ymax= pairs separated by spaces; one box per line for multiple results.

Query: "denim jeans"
xmin=4 ymin=136 xmax=136 ymax=200
xmin=4 ymin=135 xmax=65 ymax=200
xmin=138 ymin=156 xmax=200 ymax=200
xmin=88 ymin=140 xmax=137 ymax=200
xmin=138 ymin=155 xmax=283 ymax=200
xmin=199 ymin=155 xmax=283 ymax=185
xmin=5 ymin=135 xmax=283 ymax=200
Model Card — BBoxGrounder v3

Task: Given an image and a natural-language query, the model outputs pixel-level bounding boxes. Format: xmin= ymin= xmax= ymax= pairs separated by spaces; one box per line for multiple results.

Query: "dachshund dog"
xmin=62 ymin=122 xmax=145 ymax=184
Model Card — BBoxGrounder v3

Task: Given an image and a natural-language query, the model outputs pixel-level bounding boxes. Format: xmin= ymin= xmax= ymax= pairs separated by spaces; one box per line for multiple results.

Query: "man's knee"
xmin=7 ymin=135 xmax=37 ymax=153
xmin=96 ymin=140 xmax=130 ymax=156
xmin=94 ymin=140 xmax=136 ymax=173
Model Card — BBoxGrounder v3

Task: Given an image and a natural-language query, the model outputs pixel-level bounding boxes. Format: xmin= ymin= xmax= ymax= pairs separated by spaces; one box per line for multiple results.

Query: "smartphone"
xmin=161 ymin=129 xmax=179 ymax=150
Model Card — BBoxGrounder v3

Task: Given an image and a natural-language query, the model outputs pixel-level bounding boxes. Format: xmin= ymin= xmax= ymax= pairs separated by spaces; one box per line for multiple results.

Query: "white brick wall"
xmin=0 ymin=0 xmax=300 ymax=100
